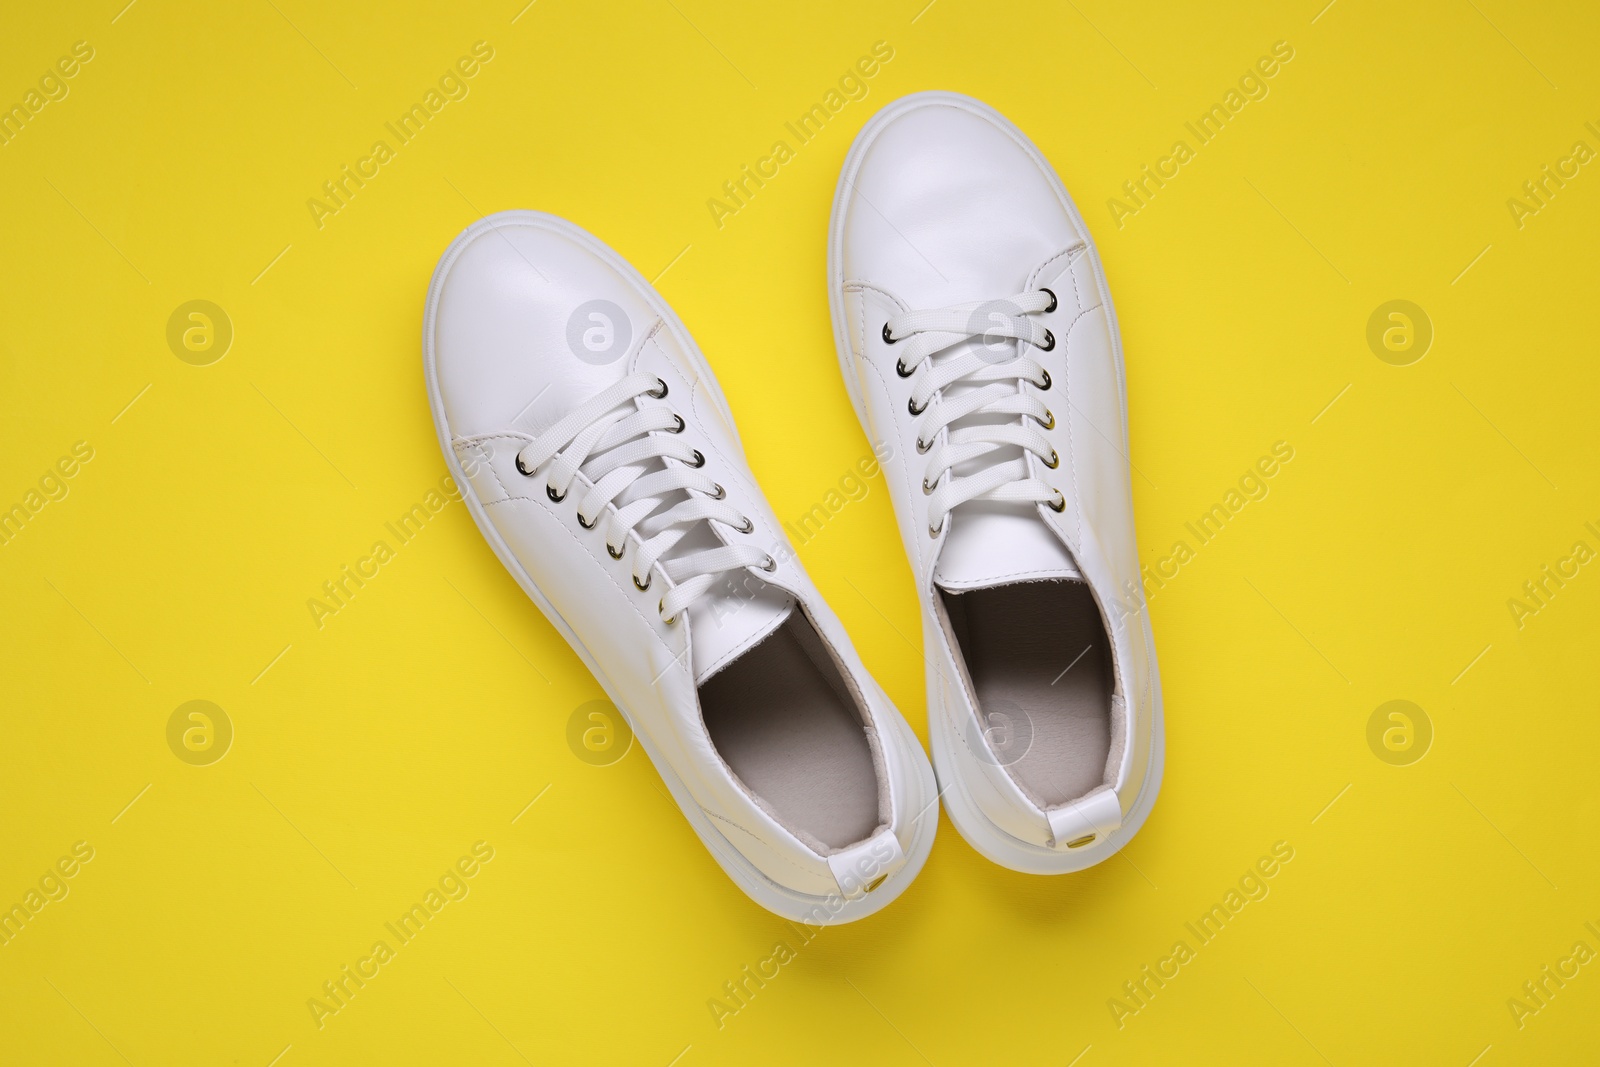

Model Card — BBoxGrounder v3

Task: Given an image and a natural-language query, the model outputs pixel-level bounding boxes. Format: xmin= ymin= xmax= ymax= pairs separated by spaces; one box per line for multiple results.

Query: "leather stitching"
xmin=1025 ymin=244 xmax=1088 ymax=303
xmin=479 ymin=495 xmax=673 ymax=648
xmin=702 ymin=809 xmax=826 ymax=874
xmin=847 ymin=285 xmax=927 ymax=578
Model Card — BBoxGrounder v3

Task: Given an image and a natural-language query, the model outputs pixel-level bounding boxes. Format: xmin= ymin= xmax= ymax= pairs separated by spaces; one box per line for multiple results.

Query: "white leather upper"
xmin=426 ymin=213 xmax=932 ymax=904
xmin=831 ymin=94 xmax=1160 ymax=855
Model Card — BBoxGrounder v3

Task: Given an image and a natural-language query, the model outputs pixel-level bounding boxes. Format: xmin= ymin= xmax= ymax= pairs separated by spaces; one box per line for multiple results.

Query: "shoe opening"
xmin=698 ymin=613 xmax=884 ymax=851
xmin=942 ymin=580 xmax=1113 ymax=808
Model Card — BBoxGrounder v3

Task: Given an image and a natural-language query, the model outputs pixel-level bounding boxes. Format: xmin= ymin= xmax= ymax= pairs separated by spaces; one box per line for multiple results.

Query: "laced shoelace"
xmin=513 ymin=372 xmax=774 ymax=623
xmin=884 ymin=288 xmax=1065 ymax=537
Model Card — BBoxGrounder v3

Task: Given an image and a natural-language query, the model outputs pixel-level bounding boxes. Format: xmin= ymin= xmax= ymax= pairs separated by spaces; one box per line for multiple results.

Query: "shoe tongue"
xmin=933 ymin=501 xmax=1081 ymax=592
xmin=687 ymin=571 xmax=795 ymax=686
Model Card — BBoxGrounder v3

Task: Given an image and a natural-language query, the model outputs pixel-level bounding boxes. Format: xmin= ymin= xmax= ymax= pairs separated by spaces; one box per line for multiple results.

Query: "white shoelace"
xmin=884 ymin=288 xmax=1065 ymax=536
xmin=513 ymin=372 xmax=773 ymax=622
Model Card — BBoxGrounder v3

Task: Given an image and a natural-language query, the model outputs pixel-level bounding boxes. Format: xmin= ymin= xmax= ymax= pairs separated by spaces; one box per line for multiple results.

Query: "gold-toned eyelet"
xmin=648 ymin=378 xmax=668 ymax=398
xmin=659 ymin=601 xmax=679 ymax=624
xmin=1042 ymin=449 xmax=1060 ymax=470
xmin=633 ymin=573 xmax=651 ymax=591
xmin=515 ymin=453 xmax=535 ymax=477
xmin=1047 ymin=491 xmax=1066 ymax=513
xmin=1065 ymin=833 xmax=1095 ymax=848
xmin=1040 ymin=287 xmax=1058 ymax=313
xmin=1036 ymin=409 xmax=1056 ymax=430
xmin=607 ymin=542 xmax=625 ymax=559
xmin=546 ymin=483 xmax=566 ymax=503
xmin=882 ymin=322 xmax=898 ymax=345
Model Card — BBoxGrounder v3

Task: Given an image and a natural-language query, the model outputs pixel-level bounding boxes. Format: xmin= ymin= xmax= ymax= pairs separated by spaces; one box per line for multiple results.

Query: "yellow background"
xmin=3 ymin=0 xmax=1598 ymax=1063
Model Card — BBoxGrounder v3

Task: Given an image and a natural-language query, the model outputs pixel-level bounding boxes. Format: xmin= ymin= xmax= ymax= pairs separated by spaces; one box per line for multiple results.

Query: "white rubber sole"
xmin=424 ymin=210 xmax=938 ymax=922
xmin=825 ymin=92 xmax=1165 ymax=875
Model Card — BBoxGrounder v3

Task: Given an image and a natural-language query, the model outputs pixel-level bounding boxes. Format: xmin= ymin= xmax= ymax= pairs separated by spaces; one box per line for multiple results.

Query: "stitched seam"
xmin=1025 ymin=244 xmax=1088 ymax=298
xmin=702 ymin=809 xmax=826 ymax=875
xmin=699 ymin=608 xmax=786 ymax=680
xmin=844 ymin=281 xmax=910 ymax=312
xmin=479 ymin=495 xmax=670 ymax=641
xmin=454 ymin=431 xmax=534 ymax=448
xmin=853 ymin=290 xmax=927 ymax=577
xmin=1064 ymin=300 xmax=1083 ymax=550
xmin=454 ymin=433 xmax=533 ymax=501
xmin=938 ymin=565 xmax=1080 ymax=585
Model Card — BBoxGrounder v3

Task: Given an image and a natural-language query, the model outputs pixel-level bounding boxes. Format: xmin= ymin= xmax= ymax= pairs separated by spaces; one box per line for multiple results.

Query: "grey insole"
xmin=942 ymin=581 xmax=1112 ymax=807
xmin=698 ymin=614 xmax=879 ymax=850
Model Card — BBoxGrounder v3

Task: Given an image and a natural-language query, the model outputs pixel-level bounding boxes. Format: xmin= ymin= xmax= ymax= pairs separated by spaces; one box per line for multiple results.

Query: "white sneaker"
xmin=424 ymin=211 xmax=937 ymax=921
xmin=827 ymin=93 xmax=1163 ymax=873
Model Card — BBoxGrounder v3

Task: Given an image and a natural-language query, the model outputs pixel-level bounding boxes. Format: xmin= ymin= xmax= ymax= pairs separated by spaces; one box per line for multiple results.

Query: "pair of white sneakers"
xmin=423 ymin=92 xmax=1163 ymax=924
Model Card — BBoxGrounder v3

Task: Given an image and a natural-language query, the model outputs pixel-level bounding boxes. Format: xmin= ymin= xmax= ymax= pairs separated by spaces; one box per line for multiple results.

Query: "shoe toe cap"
xmin=427 ymin=212 xmax=657 ymax=438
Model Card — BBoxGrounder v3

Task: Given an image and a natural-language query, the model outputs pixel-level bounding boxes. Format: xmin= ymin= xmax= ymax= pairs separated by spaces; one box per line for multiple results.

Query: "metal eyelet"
xmin=760 ymin=556 xmax=777 ymax=572
xmin=922 ymin=476 xmax=936 ymax=495
xmin=577 ymin=511 xmax=597 ymax=529
xmin=710 ymin=482 xmax=726 ymax=499
xmin=736 ymin=517 xmax=754 ymax=534
xmin=607 ymin=542 xmax=625 ymax=560
xmin=546 ymin=483 xmax=566 ymax=503
xmin=1047 ymin=491 xmax=1066 ymax=513
xmin=1040 ymin=287 xmax=1058 ymax=313
xmin=633 ymin=573 xmax=651 ymax=591
xmin=908 ymin=396 xmax=927 ymax=416
xmin=515 ymin=453 xmax=535 ymax=477
xmin=882 ymin=322 xmax=898 ymax=345
xmin=659 ymin=601 xmax=679 ymax=624
xmin=1038 ymin=329 xmax=1056 ymax=353
xmin=668 ymin=413 xmax=685 ymax=433
xmin=1035 ymin=409 xmax=1056 ymax=430
xmin=895 ymin=358 xmax=913 ymax=378
xmin=928 ymin=518 xmax=946 ymax=538
xmin=648 ymin=378 xmax=668 ymax=398
xmin=915 ymin=437 xmax=932 ymax=454
xmin=1042 ymin=449 xmax=1060 ymax=470
xmin=1035 ymin=369 xmax=1052 ymax=391
xmin=689 ymin=449 xmax=706 ymax=468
